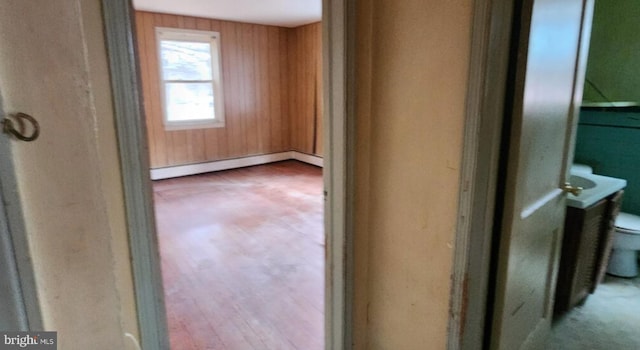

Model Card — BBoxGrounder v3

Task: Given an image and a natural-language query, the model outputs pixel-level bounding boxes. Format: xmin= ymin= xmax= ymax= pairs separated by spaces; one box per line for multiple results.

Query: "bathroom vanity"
xmin=554 ymin=172 xmax=626 ymax=315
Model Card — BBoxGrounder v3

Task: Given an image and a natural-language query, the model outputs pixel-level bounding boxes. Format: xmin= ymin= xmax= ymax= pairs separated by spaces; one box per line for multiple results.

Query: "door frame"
xmin=323 ymin=0 xmax=356 ymax=348
xmin=101 ymin=0 xmax=355 ymax=349
xmin=447 ymin=0 xmax=516 ymax=349
xmin=102 ymin=2 xmax=169 ymax=348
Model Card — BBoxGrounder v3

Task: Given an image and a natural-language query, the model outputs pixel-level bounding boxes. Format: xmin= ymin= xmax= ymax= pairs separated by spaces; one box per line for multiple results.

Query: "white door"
xmin=490 ymin=0 xmax=593 ymax=349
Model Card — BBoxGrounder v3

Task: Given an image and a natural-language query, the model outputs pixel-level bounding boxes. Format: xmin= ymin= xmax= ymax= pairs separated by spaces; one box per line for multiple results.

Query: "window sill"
xmin=163 ymin=121 xmax=225 ymax=131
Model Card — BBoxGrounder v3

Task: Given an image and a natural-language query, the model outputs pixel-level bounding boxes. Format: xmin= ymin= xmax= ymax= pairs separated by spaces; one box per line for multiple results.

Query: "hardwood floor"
xmin=152 ymin=160 xmax=324 ymax=349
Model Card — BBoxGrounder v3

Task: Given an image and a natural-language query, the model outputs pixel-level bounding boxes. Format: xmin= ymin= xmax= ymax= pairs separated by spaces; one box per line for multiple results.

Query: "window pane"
xmin=165 ymin=83 xmax=215 ymax=122
xmin=160 ymin=40 xmax=212 ymax=80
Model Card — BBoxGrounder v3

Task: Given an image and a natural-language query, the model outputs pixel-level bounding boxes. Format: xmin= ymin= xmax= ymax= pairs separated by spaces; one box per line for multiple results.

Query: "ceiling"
xmin=132 ymin=0 xmax=322 ymax=28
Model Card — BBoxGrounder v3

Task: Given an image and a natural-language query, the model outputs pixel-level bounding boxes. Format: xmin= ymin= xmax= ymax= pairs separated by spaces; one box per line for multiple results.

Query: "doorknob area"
xmin=1 ymin=112 xmax=40 ymax=142
xmin=563 ymin=182 xmax=584 ymax=196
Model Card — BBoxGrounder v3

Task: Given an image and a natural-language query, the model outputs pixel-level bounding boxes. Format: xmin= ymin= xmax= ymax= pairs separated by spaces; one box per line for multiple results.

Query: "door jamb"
xmin=323 ymin=0 xmax=356 ymax=348
xmin=102 ymin=0 xmax=355 ymax=349
xmin=447 ymin=0 xmax=515 ymax=349
xmin=101 ymin=2 xmax=169 ymax=349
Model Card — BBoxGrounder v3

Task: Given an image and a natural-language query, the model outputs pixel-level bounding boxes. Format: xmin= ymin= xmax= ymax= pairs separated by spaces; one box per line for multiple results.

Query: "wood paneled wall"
xmin=136 ymin=11 xmax=290 ymax=168
xmin=288 ymin=22 xmax=323 ymax=156
xmin=135 ymin=11 xmax=322 ymax=169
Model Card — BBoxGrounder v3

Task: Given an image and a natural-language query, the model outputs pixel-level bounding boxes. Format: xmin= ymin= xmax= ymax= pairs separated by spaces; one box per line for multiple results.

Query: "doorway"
xmin=451 ymin=0 xmax=640 ymax=349
xmin=133 ymin=3 xmax=325 ymax=349
xmin=101 ymin=0 xmax=353 ymax=349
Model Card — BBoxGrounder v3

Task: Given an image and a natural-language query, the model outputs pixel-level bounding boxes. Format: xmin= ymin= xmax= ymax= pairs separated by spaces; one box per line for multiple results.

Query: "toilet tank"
xmin=571 ymin=163 xmax=593 ymax=174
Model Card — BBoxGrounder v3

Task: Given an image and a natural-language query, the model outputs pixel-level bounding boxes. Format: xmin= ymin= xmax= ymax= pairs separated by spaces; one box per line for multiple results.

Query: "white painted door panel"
xmin=491 ymin=0 xmax=592 ymax=349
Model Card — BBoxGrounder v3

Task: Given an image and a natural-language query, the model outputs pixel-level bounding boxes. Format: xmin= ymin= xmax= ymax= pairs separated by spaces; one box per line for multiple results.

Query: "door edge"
xmin=101 ymin=1 xmax=170 ymax=349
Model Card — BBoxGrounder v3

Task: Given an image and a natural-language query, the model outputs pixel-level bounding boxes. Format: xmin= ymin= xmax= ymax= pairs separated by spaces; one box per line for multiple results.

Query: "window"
xmin=156 ymin=27 xmax=225 ymax=130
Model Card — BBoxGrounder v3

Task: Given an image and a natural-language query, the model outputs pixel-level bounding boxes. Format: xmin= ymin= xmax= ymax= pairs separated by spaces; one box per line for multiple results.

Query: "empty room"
xmin=132 ymin=1 xmax=324 ymax=348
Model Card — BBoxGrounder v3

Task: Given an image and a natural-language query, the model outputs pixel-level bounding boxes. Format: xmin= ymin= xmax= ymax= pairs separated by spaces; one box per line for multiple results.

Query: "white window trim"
xmin=156 ymin=27 xmax=226 ymax=130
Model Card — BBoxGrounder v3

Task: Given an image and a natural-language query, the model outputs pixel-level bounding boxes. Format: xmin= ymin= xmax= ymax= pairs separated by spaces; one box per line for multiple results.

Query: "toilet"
xmin=607 ymin=212 xmax=640 ymax=278
xmin=571 ymin=163 xmax=594 ymax=175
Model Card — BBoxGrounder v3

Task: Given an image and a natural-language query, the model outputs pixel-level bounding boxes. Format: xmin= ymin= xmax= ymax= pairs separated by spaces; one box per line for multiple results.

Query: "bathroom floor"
xmin=549 ymin=273 xmax=640 ymax=349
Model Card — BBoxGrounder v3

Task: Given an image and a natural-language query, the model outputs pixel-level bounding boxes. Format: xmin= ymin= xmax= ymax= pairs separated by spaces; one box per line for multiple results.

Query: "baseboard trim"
xmin=150 ymin=151 xmax=323 ymax=180
xmin=292 ymin=151 xmax=324 ymax=167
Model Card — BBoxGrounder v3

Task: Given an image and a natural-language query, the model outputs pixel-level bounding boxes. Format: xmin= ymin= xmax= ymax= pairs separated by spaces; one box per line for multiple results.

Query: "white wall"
xmin=0 ymin=1 xmax=139 ymax=349
xmin=354 ymin=0 xmax=473 ymax=348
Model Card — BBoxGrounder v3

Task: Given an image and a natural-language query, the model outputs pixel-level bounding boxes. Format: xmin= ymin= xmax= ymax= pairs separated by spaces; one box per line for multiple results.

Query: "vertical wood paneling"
xmin=137 ymin=11 xmax=168 ymax=167
xmin=279 ymin=28 xmax=291 ymax=151
xmin=255 ymin=25 xmax=270 ymax=153
xmin=314 ymin=26 xmax=324 ymax=156
xmin=243 ymin=24 xmax=258 ymax=155
xmin=220 ymin=20 xmax=240 ymax=159
xmin=288 ymin=23 xmax=323 ymax=156
xmin=135 ymin=11 xmax=322 ymax=168
xmin=267 ymin=27 xmax=283 ymax=151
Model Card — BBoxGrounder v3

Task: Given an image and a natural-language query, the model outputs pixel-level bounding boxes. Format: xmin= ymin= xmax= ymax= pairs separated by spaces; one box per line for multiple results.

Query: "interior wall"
xmin=353 ymin=0 xmax=473 ymax=348
xmin=582 ymin=0 xmax=640 ymax=102
xmin=288 ymin=22 xmax=323 ymax=156
xmin=0 ymin=1 xmax=138 ymax=349
xmin=574 ymin=109 xmax=640 ymax=215
xmin=136 ymin=11 xmax=291 ymax=169
xmin=136 ymin=12 xmax=323 ymax=168
xmin=81 ymin=0 xmax=140 ymax=345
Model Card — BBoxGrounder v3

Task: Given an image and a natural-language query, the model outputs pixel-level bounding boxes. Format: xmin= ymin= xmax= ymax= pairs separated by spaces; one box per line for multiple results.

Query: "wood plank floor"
xmin=152 ymin=160 xmax=324 ymax=349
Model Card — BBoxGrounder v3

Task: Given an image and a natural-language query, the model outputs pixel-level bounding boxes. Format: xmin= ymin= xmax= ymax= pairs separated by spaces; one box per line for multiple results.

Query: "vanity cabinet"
xmin=554 ymin=190 xmax=623 ymax=315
